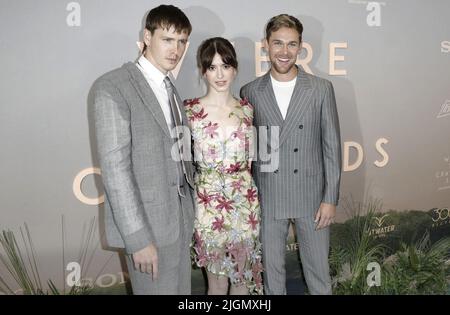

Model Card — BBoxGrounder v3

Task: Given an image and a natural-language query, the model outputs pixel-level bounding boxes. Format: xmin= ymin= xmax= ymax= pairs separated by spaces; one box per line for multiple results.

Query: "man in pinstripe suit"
xmin=240 ymin=14 xmax=341 ymax=295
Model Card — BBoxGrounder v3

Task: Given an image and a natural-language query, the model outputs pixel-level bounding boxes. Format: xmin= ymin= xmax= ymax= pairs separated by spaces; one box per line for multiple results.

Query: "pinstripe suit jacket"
xmin=240 ymin=69 xmax=341 ymax=219
xmin=92 ymin=62 xmax=195 ymax=254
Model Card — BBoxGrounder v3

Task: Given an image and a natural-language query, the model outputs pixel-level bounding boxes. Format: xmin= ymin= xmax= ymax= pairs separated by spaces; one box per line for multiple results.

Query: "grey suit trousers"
xmin=125 ymin=184 xmax=194 ymax=295
xmin=261 ymin=214 xmax=331 ymax=295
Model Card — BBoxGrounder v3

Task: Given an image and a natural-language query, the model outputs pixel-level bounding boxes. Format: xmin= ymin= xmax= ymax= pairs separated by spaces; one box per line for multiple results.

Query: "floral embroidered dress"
xmin=184 ymin=97 xmax=263 ymax=294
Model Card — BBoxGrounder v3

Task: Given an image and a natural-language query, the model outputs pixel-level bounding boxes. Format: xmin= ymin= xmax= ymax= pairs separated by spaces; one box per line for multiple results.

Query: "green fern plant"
xmin=0 ymin=217 xmax=113 ymax=295
xmin=380 ymin=233 xmax=450 ymax=295
xmin=0 ymin=226 xmax=45 ymax=295
xmin=330 ymin=197 xmax=386 ymax=295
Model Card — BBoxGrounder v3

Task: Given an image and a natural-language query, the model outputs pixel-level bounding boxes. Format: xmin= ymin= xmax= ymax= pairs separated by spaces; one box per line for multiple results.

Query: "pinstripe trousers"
xmin=125 ymin=184 xmax=194 ymax=295
xmin=261 ymin=214 xmax=332 ymax=295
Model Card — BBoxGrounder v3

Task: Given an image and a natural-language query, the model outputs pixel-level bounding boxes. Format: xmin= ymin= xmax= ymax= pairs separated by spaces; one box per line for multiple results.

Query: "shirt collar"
xmin=137 ymin=55 xmax=167 ymax=88
xmin=270 ymin=73 xmax=297 ymax=87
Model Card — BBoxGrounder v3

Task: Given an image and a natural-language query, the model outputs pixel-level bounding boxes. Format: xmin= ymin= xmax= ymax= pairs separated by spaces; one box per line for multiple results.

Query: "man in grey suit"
xmin=92 ymin=5 xmax=195 ymax=294
xmin=240 ymin=14 xmax=341 ymax=295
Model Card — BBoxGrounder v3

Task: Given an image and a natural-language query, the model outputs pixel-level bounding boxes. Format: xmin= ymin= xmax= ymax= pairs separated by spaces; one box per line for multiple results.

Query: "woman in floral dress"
xmin=184 ymin=37 xmax=263 ymax=295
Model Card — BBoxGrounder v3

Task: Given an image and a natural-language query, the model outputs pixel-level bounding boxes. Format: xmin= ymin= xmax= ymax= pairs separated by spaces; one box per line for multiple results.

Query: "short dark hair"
xmin=197 ymin=37 xmax=238 ymax=74
xmin=265 ymin=14 xmax=303 ymax=42
xmin=143 ymin=5 xmax=192 ymax=52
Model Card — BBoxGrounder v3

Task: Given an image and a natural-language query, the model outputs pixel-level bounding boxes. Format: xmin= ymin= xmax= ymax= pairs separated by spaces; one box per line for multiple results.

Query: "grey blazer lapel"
xmin=258 ymin=72 xmax=284 ymax=129
xmin=124 ymin=62 xmax=170 ymax=137
xmin=279 ymin=69 xmax=313 ymax=145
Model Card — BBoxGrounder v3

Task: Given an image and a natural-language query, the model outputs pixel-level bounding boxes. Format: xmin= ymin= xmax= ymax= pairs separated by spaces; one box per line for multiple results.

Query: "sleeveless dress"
xmin=184 ymin=97 xmax=263 ymax=294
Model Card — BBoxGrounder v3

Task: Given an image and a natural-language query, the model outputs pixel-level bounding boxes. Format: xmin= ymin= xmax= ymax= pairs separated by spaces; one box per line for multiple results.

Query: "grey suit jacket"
xmin=240 ymin=69 xmax=341 ymax=219
xmin=92 ymin=62 xmax=195 ymax=254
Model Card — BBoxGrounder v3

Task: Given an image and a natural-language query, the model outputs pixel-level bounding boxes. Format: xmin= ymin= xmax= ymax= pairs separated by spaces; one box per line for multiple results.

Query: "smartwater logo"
xmin=373 ymin=214 xmax=389 ymax=227
xmin=369 ymin=214 xmax=395 ymax=237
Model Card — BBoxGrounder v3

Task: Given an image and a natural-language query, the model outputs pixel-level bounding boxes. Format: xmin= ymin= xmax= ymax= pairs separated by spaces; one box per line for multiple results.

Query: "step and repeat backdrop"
xmin=1 ymin=0 xmax=449 ymax=294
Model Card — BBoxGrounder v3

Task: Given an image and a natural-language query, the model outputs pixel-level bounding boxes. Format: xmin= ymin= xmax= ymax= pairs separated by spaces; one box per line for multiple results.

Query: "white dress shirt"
xmin=136 ymin=55 xmax=181 ymax=129
xmin=270 ymin=75 xmax=297 ymax=120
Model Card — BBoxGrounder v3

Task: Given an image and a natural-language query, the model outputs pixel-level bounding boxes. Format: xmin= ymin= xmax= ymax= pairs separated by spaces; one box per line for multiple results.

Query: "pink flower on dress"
xmin=191 ymin=108 xmax=208 ymax=121
xmin=226 ymin=162 xmax=241 ymax=174
xmin=252 ymin=259 xmax=263 ymax=274
xmin=240 ymin=98 xmax=253 ymax=109
xmin=230 ymin=179 xmax=243 ymax=193
xmin=208 ymin=251 xmax=221 ymax=264
xmin=244 ymin=188 xmax=257 ymax=204
xmin=227 ymin=242 xmax=247 ymax=272
xmin=243 ymin=117 xmax=252 ymax=127
xmin=205 ymin=147 xmax=219 ymax=160
xmin=194 ymin=230 xmax=203 ymax=245
xmin=252 ymin=259 xmax=264 ymax=289
xmin=215 ymin=197 xmax=234 ymax=212
xmin=197 ymin=189 xmax=213 ymax=207
xmin=254 ymin=266 xmax=263 ymax=289
xmin=204 ymin=121 xmax=219 ymax=138
xmin=183 ymin=98 xmax=200 ymax=108
xmin=194 ymin=231 xmax=208 ymax=267
xmin=196 ymin=251 xmax=208 ymax=267
xmin=247 ymin=212 xmax=259 ymax=231
xmin=212 ymin=216 xmax=225 ymax=232
xmin=231 ymin=127 xmax=246 ymax=141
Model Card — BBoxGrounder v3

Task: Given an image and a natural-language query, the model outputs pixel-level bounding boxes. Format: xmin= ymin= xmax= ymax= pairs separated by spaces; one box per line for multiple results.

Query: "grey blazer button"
xmin=294 ymin=169 xmax=298 ymax=174
xmin=299 ymin=124 xmax=303 ymax=129
xmin=294 ymin=148 xmax=298 ymax=152
xmin=274 ymin=169 xmax=279 ymax=174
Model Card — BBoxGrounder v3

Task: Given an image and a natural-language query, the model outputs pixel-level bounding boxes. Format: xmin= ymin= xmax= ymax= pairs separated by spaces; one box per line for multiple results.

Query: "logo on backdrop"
xmin=430 ymin=208 xmax=450 ymax=228
xmin=286 ymin=242 xmax=299 ymax=252
xmin=73 ymin=168 xmax=104 ymax=205
xmin=373 ymin=214 xmax=389 ymax=227
xmin=135 ymin=40 xmax=348 ymax=78
xmin=348 ymin=0 xmax=386 ymax=27
xmin=437 ymin=100 xmax=450 ymax=119
xmin=66 ymin=2 xmax=81 ymax=27
xmin=366 ymin=262 xmax=381 ymax=287
xmin=74 ymin=137 xmax=390 ymax=205
xmin=441 ymin=41 xmax=450 ymax=53
xmin=343 ymin=138 xmax=390 ymax=172
xmin=369 ymin=213 xmax=395 ymax=237
xmin=256 ymin=41 xmax=348 ymax=77
xmin=366 ymin=2 xmax=382 ymax=27
xmin=66 ymin=261 xmax=128 ymax=289
xmin=435 ymin=157 xmax=450 ymax=191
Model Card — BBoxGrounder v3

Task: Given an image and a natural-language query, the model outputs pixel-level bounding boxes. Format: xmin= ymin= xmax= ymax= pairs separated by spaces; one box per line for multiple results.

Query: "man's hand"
xmin=314 ymin=203 xmax=336 ymax=230
xmin=132 ymin=244 xmax=158 ymax=280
